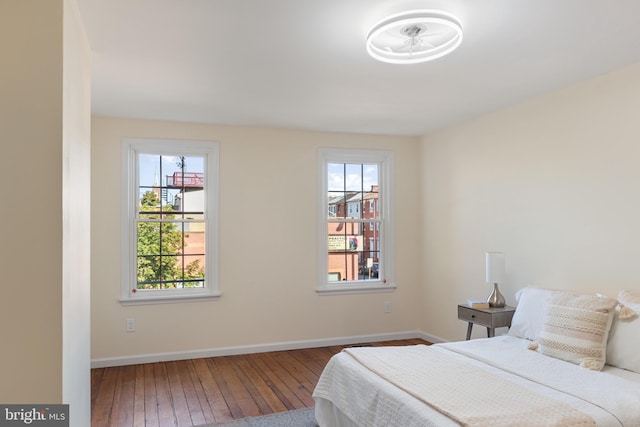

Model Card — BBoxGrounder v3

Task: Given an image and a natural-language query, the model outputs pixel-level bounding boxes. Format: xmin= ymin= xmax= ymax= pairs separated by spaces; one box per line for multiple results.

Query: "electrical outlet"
xmin=384 ymin=301 xmax=392 ymax=313
xmin=126 ymin=318 xmax=136 ymax=332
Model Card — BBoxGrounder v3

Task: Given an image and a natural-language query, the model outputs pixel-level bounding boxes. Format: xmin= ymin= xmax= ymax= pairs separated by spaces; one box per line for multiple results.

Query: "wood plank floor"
xmin=91 ymin=338 xmax=429 ymax=427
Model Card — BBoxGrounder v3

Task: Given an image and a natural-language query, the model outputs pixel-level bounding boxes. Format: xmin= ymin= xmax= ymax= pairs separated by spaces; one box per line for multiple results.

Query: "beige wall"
xmin=0 ymin=2 xmax=91 ymax=422
xmin=1 ymin=0 xmax=64 ymax=402
xmin=62 ymin=0 xmax=92 ymax=425
xmin=91 ymin=118 xmax=423 ymax=362
xmin=420 ymin=61 xmax=640 ymax=341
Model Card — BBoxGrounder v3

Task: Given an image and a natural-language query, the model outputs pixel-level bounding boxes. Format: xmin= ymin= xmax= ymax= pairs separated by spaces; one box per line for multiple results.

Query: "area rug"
xmin=198 ymin=407 xmax=318 ymax=427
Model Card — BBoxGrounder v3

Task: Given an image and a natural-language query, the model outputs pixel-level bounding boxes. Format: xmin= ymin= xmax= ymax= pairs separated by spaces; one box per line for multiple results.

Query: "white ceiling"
xmin=77 ymin=0 xmax=640 ymax=136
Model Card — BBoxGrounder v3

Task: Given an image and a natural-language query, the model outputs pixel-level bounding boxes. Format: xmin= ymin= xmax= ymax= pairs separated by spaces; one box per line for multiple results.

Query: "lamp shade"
xmin=485 ymin=252 xmax=505 ymax=284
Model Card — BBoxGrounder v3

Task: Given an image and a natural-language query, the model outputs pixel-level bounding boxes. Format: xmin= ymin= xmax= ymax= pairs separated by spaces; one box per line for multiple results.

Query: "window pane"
xmin=138 ymin=154 xmax=160 ymax=189
xmin=180 ymin=255 xmax=205 ymax=288
xmin=135 ymin=153 xmax=209 ymax=291
xmin=327 ymin=163 xmax=345 ymax=191
xmin=161 ymin=222 xmax=183 ymax=255
xmin=344 ymin=163 xmax=363 ymax=191
xmin=159 ymin=255 xmax=181 ymax=285
xmin=164 ymin=156 xmax=204 ymax=187
xmin=138 ymin=254 xmax=193 ymax=289
xmin=165 ymin=155 xmax=205 ymax=215
xmin=346 ymin=193 xmax=361 ymax=219
xmin=327 ymin=222 xmax=362 ymax=247
xmin=363 ymin=164 xmax=379 ymax=189
xmin=327 ymin=221 xmax=362 ymax=282
xmin=183 ymin=222 xmax=206 ymax=252
xmin=364 ymin=185 xmax=379 ymax=220
xmin=138 ymin=190 xmax=162 ymax=216
xmin=327 ymin=191 xmax=343 ymax=218
xmin=137 ymin=255 xmax=160 ymax=288
xmin=137 ymin=222 xmax=160 ymax=255
xmin=327 ymin=163 xmax=379 ymax=221
xmin=179 ymin=191 xmax=205 ymax=218
xmin=320 ymin=149 xmax=390 ymax=290
xmin=327 ymin=253 xmax=360 ymax=282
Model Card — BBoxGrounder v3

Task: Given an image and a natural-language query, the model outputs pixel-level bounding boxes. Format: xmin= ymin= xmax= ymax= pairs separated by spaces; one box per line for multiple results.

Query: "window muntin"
xmin=122 ymin=139 xmax=219 ymax=304
xmin=318 ymin=149 xmax=394 ymax=293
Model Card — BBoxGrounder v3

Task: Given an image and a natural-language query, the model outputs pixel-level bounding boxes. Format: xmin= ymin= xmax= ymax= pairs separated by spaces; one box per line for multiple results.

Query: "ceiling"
xmin=77 ymin=0 xmax=640 ymax=137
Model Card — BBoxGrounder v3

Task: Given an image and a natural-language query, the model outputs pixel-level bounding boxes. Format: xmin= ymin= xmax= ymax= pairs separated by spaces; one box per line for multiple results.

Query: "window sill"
xmin=120 ymin=292 xmax=222 ymax=306
xmin=316 ymin=283 xmax=396 ymax=296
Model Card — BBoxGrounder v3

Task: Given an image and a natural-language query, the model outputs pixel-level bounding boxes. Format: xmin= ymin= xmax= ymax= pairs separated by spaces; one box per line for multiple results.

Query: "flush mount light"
xmin=366 ymin=9 xmax=463 ymax=64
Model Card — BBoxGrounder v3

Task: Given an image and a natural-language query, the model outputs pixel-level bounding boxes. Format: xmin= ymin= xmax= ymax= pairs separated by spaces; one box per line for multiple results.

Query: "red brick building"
xmin=327 ymin=185 xmax=379 ymax=281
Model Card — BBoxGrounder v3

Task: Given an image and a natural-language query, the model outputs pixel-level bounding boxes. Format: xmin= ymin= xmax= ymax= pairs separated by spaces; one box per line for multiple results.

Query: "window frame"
xmin=121 ymin=138 xmax=220 ymax=305
xmin=317 ymin=148 xmax=395 ymax=295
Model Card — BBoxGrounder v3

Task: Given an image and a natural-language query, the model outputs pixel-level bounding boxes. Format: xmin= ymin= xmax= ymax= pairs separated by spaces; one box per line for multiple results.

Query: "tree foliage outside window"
xmin=136 ymin=191 xmax=204 ymax=289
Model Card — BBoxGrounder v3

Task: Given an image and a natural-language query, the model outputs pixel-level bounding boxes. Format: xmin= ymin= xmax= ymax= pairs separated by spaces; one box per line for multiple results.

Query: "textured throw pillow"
xmin=606 ymin=290 xmax=640 ymax=373
xmin=508 ymin=287 xmax=568 ymax=341
xmin=533 ymin=293 xmax=618 ymax=370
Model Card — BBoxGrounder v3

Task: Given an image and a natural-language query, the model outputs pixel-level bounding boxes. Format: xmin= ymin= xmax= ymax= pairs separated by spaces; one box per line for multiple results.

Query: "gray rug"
xmin=198 ymin=407 xmax=318 ymax=427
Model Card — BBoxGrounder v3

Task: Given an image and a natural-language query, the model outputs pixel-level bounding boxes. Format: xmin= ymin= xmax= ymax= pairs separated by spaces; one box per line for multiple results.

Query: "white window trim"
xmin=317 ymin=148 xmax=395 ymax=295
xmin=121 ymin=138 xmax=221 ymax=305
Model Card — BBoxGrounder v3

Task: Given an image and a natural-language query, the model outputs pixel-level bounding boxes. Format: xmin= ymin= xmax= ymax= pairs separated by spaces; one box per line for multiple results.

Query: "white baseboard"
xmin=91 ymin=330 xmax=446 ymax=368
xmin=420 ymin=331 xmax=447 ymax=344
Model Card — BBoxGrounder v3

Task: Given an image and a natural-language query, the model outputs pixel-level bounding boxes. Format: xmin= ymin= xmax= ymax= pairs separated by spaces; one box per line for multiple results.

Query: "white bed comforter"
xmin=312 ymin=336 xmax=640 ymax=427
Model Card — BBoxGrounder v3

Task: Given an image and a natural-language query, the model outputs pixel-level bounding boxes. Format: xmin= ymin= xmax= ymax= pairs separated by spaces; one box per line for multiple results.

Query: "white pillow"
xmin=535 ymin=293 xmax=617 ymax=370
xmin=606 ymin=290 xmax=640 ymax=373
xmin=508 ymin=287 xmax=567 ymax=341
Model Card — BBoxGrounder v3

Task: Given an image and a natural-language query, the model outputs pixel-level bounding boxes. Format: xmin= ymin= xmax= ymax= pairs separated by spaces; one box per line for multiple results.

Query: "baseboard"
xmin=91 ymin=330 xmax=445 ymax=368
xmin=419 ymin=330 xmax=447 ymax=344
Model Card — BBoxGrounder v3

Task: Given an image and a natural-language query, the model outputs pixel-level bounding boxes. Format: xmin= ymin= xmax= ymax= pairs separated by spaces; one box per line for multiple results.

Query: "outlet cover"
xmin=384 ymin=301 xmax=392 ymax=313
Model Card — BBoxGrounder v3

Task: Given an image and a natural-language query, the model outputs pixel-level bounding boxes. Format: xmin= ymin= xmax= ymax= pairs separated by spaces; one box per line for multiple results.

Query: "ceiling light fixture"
xmin=366 ymin=9 xmax=463 ymax=64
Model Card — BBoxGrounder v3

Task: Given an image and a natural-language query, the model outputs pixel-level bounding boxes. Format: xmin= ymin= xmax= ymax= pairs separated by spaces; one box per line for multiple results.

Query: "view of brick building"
xmin=327 ymin=185 xmax=380 ymax=281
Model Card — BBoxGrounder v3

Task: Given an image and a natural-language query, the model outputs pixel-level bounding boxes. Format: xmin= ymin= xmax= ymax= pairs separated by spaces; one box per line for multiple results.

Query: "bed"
xmin=312 ymin=288 xmax=640 ymax=426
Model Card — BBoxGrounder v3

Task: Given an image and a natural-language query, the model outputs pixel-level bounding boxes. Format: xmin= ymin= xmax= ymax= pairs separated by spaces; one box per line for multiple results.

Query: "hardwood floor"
xmin=91 ymin=338 xmax=429 ymax=427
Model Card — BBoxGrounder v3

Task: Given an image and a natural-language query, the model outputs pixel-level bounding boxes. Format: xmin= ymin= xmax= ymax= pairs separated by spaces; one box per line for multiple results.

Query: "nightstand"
xmin=457 ymin=305 xmax=515 ymax=340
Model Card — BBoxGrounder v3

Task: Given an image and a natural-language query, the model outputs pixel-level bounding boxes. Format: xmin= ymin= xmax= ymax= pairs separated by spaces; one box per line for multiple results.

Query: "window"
xmin=121 ymin=138 xmax=219 ymax=304
xmin=318 ymin=148 xmax=394 ymax=294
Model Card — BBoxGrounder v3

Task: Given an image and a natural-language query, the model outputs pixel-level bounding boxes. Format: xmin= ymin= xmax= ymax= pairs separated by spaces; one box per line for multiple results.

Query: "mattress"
xmin=312 ymin=336 xmax=640 ymax=427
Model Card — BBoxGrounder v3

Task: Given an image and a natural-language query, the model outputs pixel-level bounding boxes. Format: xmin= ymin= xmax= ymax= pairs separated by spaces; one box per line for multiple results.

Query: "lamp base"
xmin=487 ymin=283 xmax=505 ymax=308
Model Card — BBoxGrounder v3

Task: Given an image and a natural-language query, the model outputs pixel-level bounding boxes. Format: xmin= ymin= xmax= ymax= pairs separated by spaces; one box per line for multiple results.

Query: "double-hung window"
xmin=121 ymin=138 xmax=220 ymax=304
xmin=318 ymin=148 xmax=394 ymax=294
